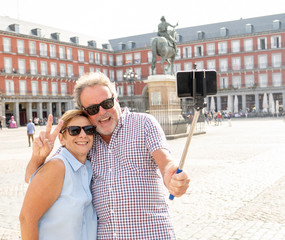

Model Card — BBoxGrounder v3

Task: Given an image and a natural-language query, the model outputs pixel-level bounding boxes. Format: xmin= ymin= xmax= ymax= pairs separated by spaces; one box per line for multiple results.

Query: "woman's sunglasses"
xmin=82 ymin=97 xmax=114 ymax=116
xmin=61 ymin=125 xmax=96 ymax=136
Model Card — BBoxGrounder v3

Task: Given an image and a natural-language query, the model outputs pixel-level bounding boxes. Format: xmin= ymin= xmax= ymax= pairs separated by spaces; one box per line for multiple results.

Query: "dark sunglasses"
xmin=61 ymin=125 xmax=96 ymax=136
xmin=83 ymin=97 xmax=114 ymax=115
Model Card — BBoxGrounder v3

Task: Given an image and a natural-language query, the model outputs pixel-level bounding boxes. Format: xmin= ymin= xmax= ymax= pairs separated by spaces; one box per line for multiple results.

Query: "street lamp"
xmin=123 ymin=68 xmax=137 ymax=112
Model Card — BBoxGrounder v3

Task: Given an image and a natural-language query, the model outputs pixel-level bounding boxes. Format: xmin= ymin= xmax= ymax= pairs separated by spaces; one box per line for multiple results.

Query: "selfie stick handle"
xmin=169 ymin=109 xmax=200 ymax=200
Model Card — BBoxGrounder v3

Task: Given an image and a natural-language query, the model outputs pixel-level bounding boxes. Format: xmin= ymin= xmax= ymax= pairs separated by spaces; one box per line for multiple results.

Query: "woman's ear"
xmin=58 ymin=133 xmax=66 ymax=147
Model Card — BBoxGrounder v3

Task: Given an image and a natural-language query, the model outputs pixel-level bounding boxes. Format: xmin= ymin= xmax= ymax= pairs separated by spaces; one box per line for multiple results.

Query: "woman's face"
xmin=59 ymin=116 xmax=94 ymax=162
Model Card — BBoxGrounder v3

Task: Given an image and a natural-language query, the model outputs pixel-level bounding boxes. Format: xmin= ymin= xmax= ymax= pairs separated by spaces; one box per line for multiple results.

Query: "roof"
xmin=109 ymin=13 xmax=285 ymax=51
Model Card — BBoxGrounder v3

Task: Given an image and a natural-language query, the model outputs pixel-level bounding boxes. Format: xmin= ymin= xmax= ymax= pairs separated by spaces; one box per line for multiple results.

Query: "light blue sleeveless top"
xmin=33 ymin=148 xmax=97 ymax=240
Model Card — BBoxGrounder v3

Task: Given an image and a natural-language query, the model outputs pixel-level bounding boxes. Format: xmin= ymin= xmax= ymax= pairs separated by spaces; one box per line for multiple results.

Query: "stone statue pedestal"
xmin=144 ymin=75 xmax=187 ymax=136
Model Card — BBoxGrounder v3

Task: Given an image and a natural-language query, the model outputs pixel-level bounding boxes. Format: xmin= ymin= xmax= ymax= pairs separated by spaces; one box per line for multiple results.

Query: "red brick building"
xmin=1 ymin=13 xmax=285 ymax=126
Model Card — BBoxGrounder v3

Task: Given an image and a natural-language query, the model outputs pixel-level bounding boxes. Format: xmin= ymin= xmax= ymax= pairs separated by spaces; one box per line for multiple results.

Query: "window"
xmin=4 ymin=57 xmax=12 ymax=73
xmin=220 ymin=77 xmax=228 ymax=89
xmin=102 ymin=54 xmax=107 ymax=65
xmin=232 ymin=76 xmax=241 ymax=89
xmin=29 ymin=41 xmax=36 ymax=55
xmin=258 ymin=37 xmax=267 ymax=50
xmin=134 ymin=52 xmax=141 ymax=64
xmin=147 ymin=51 xmax=152 ymax=63
xmin=231 ymin=40 xmax=240 ymax=53
xmin=3 ymin=38 xmax=11 ymax=52
xmin=194 ymin=45 xmax=203 ymax=57
xmin=117 ymin=86 xmax=124 ymax=96
xmin=258 ymin=74 xmax=268 ymax=87
xmin=149 ymin=66 xmax=156 ymax=75
xmin=40 ymin=43 xmax=48 ymax=56
xmin=30 ymin=60 xmax=37 ymax=75
xmin=195 ymin=61 xmax=204 ymax=69
xmin=31 ymin=81 xmax=38 ymax=96
xmin=206 ymin=43 xmax=215 ymax=56
xmin=79 ymin=66 xmax=85 ymax=76
xmin=78 ymin=50 xmax=84 ymax=62
xmin=60 ymin=64 xmax=66 ymax=77
xmin=66 ymin=48 xmax=72 ymax=60
xmin=88 ymin=51 xmax=94 ymax=63
xmin=67 ymin=64 xmax=73 ymax=77
xmin=272 ymin=73 xmax=282 ymax=87
xmin=232 ymin=57 xmax=241 ymax=70
xmin=219 ymin=58 xmax=228 ymax=72
xmin=183 ymin=46 xmax=192 ymax=58
xmin=51 ymin=82 xmax=58 ymax=96
xmin=184 ymin=62 xmax=192 ymax=70
xmin=50 ymin=62 xmax=57 ymax=76
xmin=61 ymin=83 xmax=67 ymax=96
xmin=109 ymin=70 xmax=114 ymax=81
xmin=50 ymin=44 xmax=56 ymax=58
xmin=125 ymin=54 xmax=133 ymax=65
xmin=271 ymin=35 xmax=281 ymax=49
xmin=258 ymin=55 xmax=267 ymax=69
xmin=244 ymin=56 xmax=254 ymax=69
xmin=218 ymin=42 xmax=227 ymax=54
xmin=127 ymin=84 xmax=134 ymax=96
xmin=42 ymin=82 xmax=48 ymax=96
xmin=59 ymin=46 xmax=65 ymax=59
xmin=116 ymin=55 xmax=123 ymax=66
xmin=19 ymin=80 xmax=26 ymax=95
xmin=17 ymin=40 xmax=25 ymax=54
xmin=95 ymin=53 xmax=100 ymax=64
xmin=207 ymin=60 xmax=216 ymax=70
xmin=244 ymin=39 xmax=253 ymax=52
xmin=103 ymin=69 xmax=108 ymax=76
xmin=109 ymin=55 xmax=114 ymax=66
xmin=89 ymin=67 xmax=95 ymax=73
xmin=40 ymin=61 xmax=47 ymax=75
xmin=245 ymin=75 xmax=254 ymax=87
xmin=134 ymin=68 xmax=141 ymax=80
xmin=174 ymin=63 xmax=181 ymax=73
xmin=96 ymin=68 xmax=101 ymax=73
xmin=116 ymin=70 xmax=123 ymax=81
xmin=176 ymin=48 xmax=181 ymax=59
xmin=272 ymin=53 xmax=281 ymax=68
xmin=5 ymin=80 xmax=14 ymax=95
xmin=18 ymin=59 xmax=26 ymax=74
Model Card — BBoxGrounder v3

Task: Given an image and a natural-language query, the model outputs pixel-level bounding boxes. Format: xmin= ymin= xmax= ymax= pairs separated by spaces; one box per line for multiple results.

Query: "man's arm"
xmin=152 ymin=149 xmax=190 ymax=197
xmin=25 ymin=114 xmax=63 ymax=183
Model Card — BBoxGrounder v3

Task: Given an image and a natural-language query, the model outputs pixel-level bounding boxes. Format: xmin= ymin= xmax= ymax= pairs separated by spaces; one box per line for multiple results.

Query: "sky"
xmin=0 ymin=0 xmax=285 ymax=40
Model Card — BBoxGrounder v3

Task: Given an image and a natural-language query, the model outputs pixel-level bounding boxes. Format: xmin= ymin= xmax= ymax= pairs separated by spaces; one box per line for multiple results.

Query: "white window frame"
xmin=31 ymin=81 xmax=38 ymax=96
xmin=109 ymin=55 xmax=114 ymax=66
xmin=51 ymin=82 xmax=58 ymax=96
xmin=3 ymin=37 xmax=11 ymax=52
xmin=272 ymin=72 xmax=282 ymax=87
xmin=219 ymin=58 xmax=228 ymax=72
xmin=40 ymin=61 xmax=47 ymax=75
xmin=244 ymin=39 xmax=253 ymax=52
xmin=231 ymin=40 xmax=240 ymax=53
xmin=102 ymin=54 xmax=107 ymax=65
xmin=232 ymin=76 xmax=241 ymax=89
xmin=19 ymin=80 xmax=26 ymax=95
xmin=5 ymin=79 xmax=14 ymax=95
xmin=244 ymin=56 xmax=254 ymax=70
xmin=116 ymin=55 xmax=123 ymax=66
xmin=50 ymin=62 xmax=57 ymax=76
xmin=17 ymin=39 xmax=25 ymax=54
xmin=40 ymin=43 xmax=48 ymax=57
xmin=218 ymin=41 xmax=227 ymax=54
xmin=245 ymin=75 xmax=254 ymax=87
xmin=206 ymin=43 xmax=215 ymax=56
xmin=183 ymin=46 xmax=192 ymax=58
xmin=194 ymin=45 xmax=203 ymax=57
xmin=67 ymin=64 xmax=73 ymax=77
xmin=61 ymin=83 xmax=67 ymax=96
xmin=117 ymin=86 xmax=124 ymax=96
xmin=4 ymin=57 xmax=12 ymax=73
xmin=134 ymin=52 xmax=141 ymax=64
xmin=232 ymin=57 xmax=241 ymax=70
xmin=59 ymin=46 xmax=65 ymax=59
xmin=116 ymin=70 xmax=123 ymax=81
xmin=30 ymin=60 xmax=37 ymax=75
xmin=184 ymin=62 xmax=192 ymax=70
xmin=258 ymin=74 xmax=268 ymax=87
xmin=18 ymin=59 xmax=26 ymax=74
xmin=258 ymin=37 xmax=267 ymax=50
xmin=271 ymin=35 xmax=281 ymax=49
xmin=220 ymin=77 xmax=228 ymax=89
xmin=49 ymin=44 xmax=56 ymax=58
xmin=272 ymin=53 xmax=281 ymax=68
xmin=147 ymin=51 xmax=152 ymax=63
xmin=207 ymin=60 xmax=216 ymax=70
xmin=79 ymin=66 xmax=85 ymax=76
xmin=29 ymin=41 xmax=36 ymax=55
xmin=258 ymin=55 xmax=267 ymax=69
xmin=66 ymin=48 xmax=72 ymax=60
xmin=42 ymin=82 xmax=48 ymax=96
xmin=78 ymin=50 xmax=84 ymax=62
xmin=95 ymin=53 xmax=100 ymax=64
xmin=60 ymin=64 xmax=66 ymax=77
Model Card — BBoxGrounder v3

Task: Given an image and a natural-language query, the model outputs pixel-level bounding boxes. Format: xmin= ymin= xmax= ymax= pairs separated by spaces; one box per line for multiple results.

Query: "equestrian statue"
xmin=151 ymin=16 xmax=178 ymax=75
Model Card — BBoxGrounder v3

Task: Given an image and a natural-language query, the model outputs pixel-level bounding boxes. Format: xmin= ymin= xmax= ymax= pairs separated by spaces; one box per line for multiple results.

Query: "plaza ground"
xmin=0 ymin=117 xmax=285 ymax=240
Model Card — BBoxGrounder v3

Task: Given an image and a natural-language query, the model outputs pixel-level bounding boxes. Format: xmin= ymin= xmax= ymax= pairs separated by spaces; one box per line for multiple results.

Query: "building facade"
xmin=1 ymin=14 xmax=285 ymax=126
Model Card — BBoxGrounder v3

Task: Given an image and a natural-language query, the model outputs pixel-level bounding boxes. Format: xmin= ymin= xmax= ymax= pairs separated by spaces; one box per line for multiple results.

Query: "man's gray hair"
xmin=73 ymin=72 xmax=117 ymax=109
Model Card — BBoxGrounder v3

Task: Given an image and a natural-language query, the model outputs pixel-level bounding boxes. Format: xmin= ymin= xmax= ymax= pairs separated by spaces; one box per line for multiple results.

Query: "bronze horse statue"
xmin=151 ymin=29 xmax=177 ymax=75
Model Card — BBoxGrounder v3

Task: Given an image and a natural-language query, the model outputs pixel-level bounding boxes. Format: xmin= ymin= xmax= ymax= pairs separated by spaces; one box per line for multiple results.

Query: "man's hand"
xmin=164 ymin=164 xmax=190 ymax=198
xmin=25 ymin=114 xmax=63 ymax=183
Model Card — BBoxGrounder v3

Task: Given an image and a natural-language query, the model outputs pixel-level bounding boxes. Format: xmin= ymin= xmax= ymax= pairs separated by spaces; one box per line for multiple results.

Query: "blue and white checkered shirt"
xmin=89 ymin=108 xmax=176 ymax=239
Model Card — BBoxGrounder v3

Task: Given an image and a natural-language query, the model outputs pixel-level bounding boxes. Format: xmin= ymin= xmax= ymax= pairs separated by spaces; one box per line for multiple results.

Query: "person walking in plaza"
xmin=26 ymin=119 xmax=35 ymax=147
xmin=20 ymin=110 xmax=97 ymax=240
xmin=25 ymin=72 xmax=190 ymax=239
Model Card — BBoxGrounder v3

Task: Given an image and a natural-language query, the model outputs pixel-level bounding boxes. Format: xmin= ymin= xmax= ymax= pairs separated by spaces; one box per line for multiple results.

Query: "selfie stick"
xmin=169 ymin=69 xmax=207 ymax=200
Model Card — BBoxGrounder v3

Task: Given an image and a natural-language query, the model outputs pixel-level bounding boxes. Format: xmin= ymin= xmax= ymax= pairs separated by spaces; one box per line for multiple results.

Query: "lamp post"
xmin=123 ymin=68 xmax=137 ymax=112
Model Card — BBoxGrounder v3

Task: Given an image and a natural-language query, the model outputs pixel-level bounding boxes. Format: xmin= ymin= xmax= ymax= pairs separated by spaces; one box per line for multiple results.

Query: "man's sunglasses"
xmin=61 ymin=125 xmax=96 ymax=136
xmin=82 ymin=97 xmax=114 ymax=115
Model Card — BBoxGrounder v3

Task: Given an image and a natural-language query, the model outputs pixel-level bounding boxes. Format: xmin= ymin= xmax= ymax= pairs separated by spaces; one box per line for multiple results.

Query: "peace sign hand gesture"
xmin=25 ymin=114 xmax=63 ymax=183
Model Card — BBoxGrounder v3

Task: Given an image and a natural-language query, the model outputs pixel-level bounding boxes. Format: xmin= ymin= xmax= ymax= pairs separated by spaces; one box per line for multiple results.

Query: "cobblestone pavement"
xmin=0 ymin=118 xmax=284 ymax=240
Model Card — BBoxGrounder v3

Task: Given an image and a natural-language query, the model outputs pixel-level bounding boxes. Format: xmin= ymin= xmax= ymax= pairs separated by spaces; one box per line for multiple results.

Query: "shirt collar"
xmin=61 ymin=147 xmax=84 ymax=172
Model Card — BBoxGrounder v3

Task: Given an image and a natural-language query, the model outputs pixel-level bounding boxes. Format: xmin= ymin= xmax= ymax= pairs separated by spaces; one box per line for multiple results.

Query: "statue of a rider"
xmin=157 ymin=16 xmax=178 ymax=53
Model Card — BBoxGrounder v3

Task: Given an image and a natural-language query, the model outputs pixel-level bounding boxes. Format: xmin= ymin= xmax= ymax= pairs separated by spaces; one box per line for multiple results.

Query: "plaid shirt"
xmin=89 ymin=108 xmax=176 ymax=239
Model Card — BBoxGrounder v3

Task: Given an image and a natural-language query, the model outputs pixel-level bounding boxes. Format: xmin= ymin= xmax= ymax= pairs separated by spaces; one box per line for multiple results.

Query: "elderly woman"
xmin=19 ymin=110 xmax=97 ymax=240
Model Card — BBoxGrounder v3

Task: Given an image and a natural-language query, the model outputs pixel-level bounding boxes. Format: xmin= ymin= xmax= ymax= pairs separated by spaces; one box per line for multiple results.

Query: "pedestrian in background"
xmin=26 ymin=119 xmax=35 ymax=147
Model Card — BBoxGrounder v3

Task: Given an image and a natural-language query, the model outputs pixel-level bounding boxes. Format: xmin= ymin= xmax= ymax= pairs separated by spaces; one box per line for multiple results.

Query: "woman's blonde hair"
xmin=60 ymin=110 xmax=90 ymax=133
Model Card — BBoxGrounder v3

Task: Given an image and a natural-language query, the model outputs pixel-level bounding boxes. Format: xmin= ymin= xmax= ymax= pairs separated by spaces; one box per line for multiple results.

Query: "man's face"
xmin=80 ymin=85 xmax=121 ymax=142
